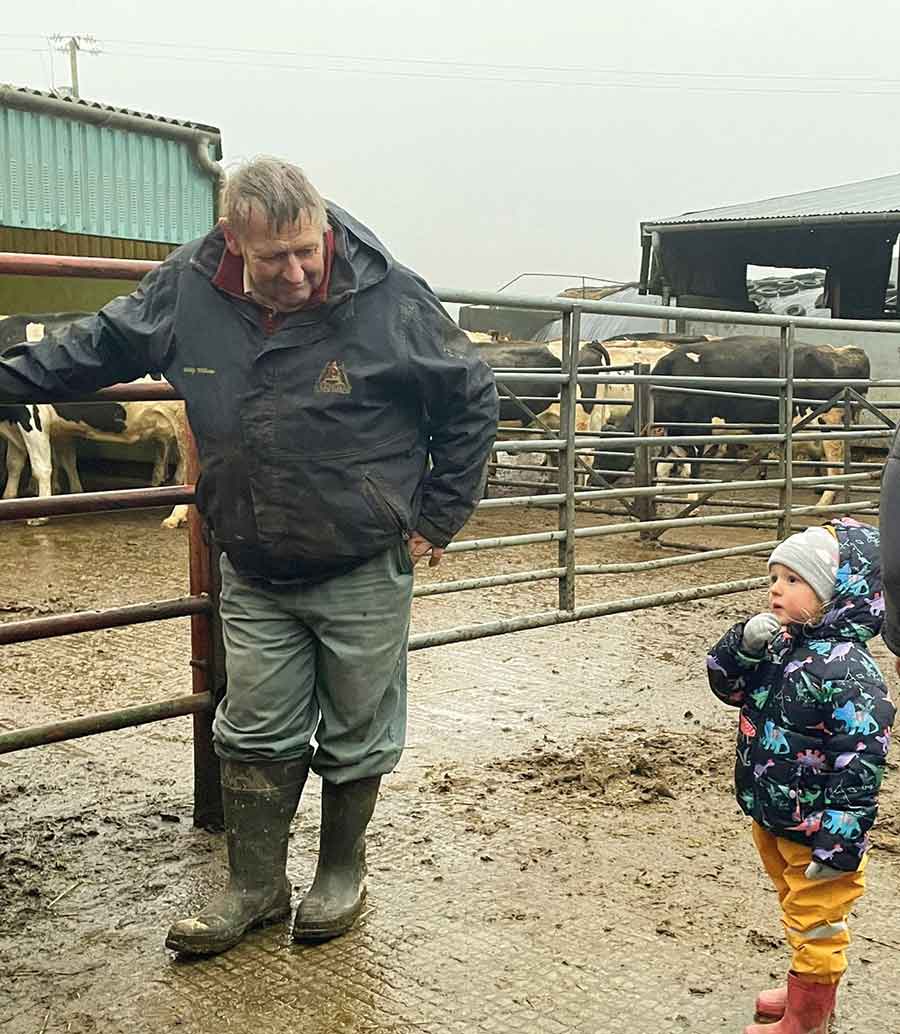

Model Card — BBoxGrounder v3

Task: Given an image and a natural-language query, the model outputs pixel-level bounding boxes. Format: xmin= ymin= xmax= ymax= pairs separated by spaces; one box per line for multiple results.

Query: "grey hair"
xmin=221 ymin=157 xmax=328 ymax=237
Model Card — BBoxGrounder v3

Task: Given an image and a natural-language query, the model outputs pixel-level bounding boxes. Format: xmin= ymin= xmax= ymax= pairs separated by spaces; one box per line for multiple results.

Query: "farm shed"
xmin=0 ymin=84 xmax=222 ymax=313
xmin=640 ymin=171 xmax=900 ymax=320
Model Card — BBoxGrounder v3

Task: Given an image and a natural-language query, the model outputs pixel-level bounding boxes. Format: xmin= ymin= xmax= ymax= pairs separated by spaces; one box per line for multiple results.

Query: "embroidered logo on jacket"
xmin=316 ymin=360 xmax=352 ymax=394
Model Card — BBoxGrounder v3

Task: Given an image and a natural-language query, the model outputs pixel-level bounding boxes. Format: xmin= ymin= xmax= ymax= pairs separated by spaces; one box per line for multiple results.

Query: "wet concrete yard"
xmin=2 ymin=499 xmax=899 ymax=1033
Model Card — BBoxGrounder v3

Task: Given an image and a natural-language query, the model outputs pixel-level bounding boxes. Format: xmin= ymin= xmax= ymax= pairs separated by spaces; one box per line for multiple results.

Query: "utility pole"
xmin=50 ymin=34 xmax=99 ymax=99
xmin=68 ymin=37 xmax=80 ymax=99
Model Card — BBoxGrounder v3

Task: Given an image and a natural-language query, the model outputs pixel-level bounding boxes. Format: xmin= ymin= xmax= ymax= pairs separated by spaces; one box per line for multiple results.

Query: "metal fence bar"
xmin=778 ymin=326 xmax=795 ymax=538
xmin=416 ymin=538 xmax=783 ymax=599
xmin=184 ymin=424 xmax=225 ymax=831
xmin=476 ymin=470 xmax=878 ymax=510
xmin=448 ymin=499 xmax=876 ymax=556
xmin=0 ymin=596 xmax=211 ymax=645
xmin=562 ymin=309 xmax=580 ymax=609
xmin=633 ymin=363 xmax=655 ymax=533
xmin=0 ymin=485 xmax=194 ymax=523
xmin=0 ymin=692 xmax=213 ymax=755
xmin=496 ymin=428 xmax=893 ymax=453
xmin=437 ymin=285 xmax=900 ymax=333
xmin=0 ymin=252 xmax=156 ymax=280
xmin=408 ymin=576 xmax=769 ymax=651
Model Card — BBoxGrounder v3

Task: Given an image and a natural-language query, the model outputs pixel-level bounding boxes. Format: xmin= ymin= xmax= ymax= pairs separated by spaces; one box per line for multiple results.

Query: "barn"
xmin=0 ymin=84 xmax=222 ymax=478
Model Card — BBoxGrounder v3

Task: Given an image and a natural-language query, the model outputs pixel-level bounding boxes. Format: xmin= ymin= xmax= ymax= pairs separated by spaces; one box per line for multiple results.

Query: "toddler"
xmin=707 ymin=518 xmax=894 ymax=1033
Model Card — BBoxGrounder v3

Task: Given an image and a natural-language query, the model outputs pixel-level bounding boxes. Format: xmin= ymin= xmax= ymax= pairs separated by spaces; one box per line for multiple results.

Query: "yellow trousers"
xmin=752 ymin=822 xmax=867 ymax=983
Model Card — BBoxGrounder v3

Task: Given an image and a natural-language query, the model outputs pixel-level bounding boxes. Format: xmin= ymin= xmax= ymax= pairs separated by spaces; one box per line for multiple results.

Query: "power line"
xmin=7 ymin=31 xmax=900 ymax=98
xmin=98 ymin=35 xmax=900 ymax=88
xmin=84 ymin=46 xmax=900 ymax=98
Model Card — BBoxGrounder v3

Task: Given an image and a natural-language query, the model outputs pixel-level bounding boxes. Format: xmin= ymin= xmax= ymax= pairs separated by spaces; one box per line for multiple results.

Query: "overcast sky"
xmin=3 ymin=1 xmax=900 ymax=297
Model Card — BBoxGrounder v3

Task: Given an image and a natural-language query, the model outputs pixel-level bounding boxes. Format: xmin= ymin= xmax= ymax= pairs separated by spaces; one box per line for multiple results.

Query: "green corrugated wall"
xmin=0 ymin=104 xmax=216 ymax=243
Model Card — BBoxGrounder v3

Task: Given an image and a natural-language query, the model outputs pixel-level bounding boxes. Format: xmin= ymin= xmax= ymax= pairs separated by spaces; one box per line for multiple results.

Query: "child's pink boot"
xmin=754 ymin=984 xmax=787 ymax=1022
xmin=744 ymin=972 xmax=836 ymax=1033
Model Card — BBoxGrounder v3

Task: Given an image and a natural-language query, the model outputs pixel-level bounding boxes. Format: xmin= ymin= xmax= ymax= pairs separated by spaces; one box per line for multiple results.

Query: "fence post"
xmin=633 ymin=362 xmax=656 ymax=536
xmin=558 ymin=308 xmax=579 ymax=610
xmin=842 ymin=386 xmax=853 ymax=507
xmin=777 ymin=324 xmax=795 ymax=539
xmin=187 ymin=427 xmax=226 ymax=831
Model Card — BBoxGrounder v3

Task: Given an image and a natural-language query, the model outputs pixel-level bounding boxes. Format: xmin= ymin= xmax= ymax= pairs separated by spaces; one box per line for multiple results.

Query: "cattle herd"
xmin=471 ymin=332 xmax=871 ymax=509
xmin=0 ymin=314 xmax=873 ymax=523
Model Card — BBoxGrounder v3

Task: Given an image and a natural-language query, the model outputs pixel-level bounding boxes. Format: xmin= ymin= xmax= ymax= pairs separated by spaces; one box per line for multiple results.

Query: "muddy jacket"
xmin=707 ymin=519 xmax=895 ymax=871
xmin=0 ymin=205 xmax=498 ymax=584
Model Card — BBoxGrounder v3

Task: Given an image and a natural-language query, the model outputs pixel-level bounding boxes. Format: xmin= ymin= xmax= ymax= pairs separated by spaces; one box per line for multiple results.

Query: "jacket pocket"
xmin=363 ymin=473 xmax=410 ymax=537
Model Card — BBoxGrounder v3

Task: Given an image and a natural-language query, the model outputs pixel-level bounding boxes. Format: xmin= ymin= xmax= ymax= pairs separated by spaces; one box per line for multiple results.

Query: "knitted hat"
xmin=768 ymin=526 xmax=840 ymax=604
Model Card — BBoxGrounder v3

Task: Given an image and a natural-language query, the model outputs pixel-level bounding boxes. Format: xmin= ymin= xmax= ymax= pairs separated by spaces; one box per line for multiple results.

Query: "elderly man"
xmin=0 ymin=157 xmax=498 ymax=955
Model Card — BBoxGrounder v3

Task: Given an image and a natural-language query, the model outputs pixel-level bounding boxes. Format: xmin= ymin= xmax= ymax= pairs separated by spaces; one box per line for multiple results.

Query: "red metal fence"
xmin=0 ymin=252 xmax=225 ymax=830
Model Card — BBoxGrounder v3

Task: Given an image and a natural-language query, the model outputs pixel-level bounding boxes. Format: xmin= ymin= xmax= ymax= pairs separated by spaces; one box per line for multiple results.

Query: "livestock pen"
xmin=3 ymin=255 xmax=900 ymax=1034
xmin=2 ymin=253 xmax=900 ymax=802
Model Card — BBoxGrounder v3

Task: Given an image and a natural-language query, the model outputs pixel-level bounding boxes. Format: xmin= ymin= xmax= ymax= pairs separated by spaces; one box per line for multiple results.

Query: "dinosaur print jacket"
xmin=707 ymin=519 xmax=895 ymax=871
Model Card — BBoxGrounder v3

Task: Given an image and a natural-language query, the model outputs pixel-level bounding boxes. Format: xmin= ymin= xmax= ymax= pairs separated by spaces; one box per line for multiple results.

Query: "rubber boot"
xmin=755 ymin=985 xmax=787 ymax=1022
xmin=165 ymin=754 xmax=310 ymax=956
xmin=744 ymin=973 xmax=837 ymax=1034
xmin=292 ymin=775 xmax=381 ymax=942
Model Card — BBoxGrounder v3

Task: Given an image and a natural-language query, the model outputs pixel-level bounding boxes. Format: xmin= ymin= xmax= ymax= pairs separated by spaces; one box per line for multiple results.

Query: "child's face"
xmin=768 ymin=563 xmax=822 ymax=625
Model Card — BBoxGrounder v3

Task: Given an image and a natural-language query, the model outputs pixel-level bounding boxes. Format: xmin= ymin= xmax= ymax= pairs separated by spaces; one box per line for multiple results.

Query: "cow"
xmin=572 ymin=335 xmax=708 ymax=432
xmin=531 ymin=335 xmax=697 ymax=487
xmin=597 ymin=336 xmax=870 ymax=508
xmin=470 ymin=339 xmax=562 ymax=426
xmin=0 ymin=315 xmax=190 ymax=528
xmin=471 ymin=334 xmax=685 ymax=488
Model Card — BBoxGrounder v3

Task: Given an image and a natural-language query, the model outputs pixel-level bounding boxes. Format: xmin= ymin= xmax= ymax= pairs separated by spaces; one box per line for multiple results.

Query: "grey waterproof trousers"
xmin=212 ymin=544 xmax=413 ymax=782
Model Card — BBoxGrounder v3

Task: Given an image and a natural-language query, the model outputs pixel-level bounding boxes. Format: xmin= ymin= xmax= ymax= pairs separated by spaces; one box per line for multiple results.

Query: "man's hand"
xmin=408 ymin=532 xmax=444 ymax=568
xmin=894 ymin=656 xmax=900 ymax=679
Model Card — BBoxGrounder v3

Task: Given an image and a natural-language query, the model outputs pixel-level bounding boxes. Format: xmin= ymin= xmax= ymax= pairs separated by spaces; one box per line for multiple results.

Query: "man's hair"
xmin=220 ymin=157 xmax=328 ymax=237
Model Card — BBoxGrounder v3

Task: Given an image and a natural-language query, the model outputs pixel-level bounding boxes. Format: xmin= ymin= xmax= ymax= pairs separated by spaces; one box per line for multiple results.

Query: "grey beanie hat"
xmin=768 ymin=526 xmax=840 ymax=603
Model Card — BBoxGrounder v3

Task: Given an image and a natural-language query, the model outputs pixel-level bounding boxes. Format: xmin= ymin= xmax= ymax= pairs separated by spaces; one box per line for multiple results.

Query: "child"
xmin=707 ymin=518 xmax=894 ymax=1034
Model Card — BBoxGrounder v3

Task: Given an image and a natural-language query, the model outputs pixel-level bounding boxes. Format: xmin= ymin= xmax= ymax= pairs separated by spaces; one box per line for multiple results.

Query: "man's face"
xmin=224 ymin=206 xmax=326 ymax=312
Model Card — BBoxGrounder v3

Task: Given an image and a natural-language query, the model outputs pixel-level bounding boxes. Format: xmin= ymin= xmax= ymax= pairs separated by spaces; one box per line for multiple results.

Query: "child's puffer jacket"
xmin=707 ymin=518 xmax=895 ymax=871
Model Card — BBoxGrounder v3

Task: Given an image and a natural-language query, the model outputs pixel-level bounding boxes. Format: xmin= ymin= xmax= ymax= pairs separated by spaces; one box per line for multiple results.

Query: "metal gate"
xmin=1 ymin=256 xmax=898 ymax=827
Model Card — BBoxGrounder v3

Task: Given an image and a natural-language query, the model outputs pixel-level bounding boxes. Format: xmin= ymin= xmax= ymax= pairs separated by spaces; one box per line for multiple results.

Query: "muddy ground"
xmin=1 ymin=481 xmax=898 ymax=1033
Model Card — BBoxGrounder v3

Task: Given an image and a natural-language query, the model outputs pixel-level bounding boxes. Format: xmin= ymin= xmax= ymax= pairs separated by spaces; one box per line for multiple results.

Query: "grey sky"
xmin=3 ymin=0 xmax=899 ymax=297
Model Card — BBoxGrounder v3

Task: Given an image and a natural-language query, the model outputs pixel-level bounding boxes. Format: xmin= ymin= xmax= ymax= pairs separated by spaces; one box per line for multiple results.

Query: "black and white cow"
xmin=0 ymin=315 xmax=190 ymax=527
xmin=596 ymin=336 xmax=870 ymax=507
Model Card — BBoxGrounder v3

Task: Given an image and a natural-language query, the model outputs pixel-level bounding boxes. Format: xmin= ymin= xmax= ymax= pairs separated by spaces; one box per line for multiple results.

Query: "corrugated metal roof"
xmin=0 ymin=93 xmax=218 ymax=244
xmin=646 ymin=171 xmax=900 ymax=228
xmin=2 ymin=84 xmax=221 ymax=139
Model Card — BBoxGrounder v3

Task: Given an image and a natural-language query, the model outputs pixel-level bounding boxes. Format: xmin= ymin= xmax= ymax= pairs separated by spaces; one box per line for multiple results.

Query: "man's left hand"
xmin=408 ymin=532 xmax=444 ymax=567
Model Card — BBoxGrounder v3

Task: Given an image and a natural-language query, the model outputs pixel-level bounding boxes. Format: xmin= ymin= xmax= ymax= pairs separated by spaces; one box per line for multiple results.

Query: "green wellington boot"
xmin=165 ymin=754 xmax=310 ymax=956
xmin=292 ymin=775 xmax=381 ymax=942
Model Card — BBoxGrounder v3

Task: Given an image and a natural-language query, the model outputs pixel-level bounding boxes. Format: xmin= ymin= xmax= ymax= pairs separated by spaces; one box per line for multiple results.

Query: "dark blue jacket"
xmin=707 ymin=519 xmax=895 ymax=871
xmin=0 ymin=205 xmax=498 ymax=584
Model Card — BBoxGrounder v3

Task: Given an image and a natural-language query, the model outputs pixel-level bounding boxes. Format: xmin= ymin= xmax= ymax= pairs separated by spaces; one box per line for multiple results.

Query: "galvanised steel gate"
xmin=1 ymin=254 xmax=898 ymax=827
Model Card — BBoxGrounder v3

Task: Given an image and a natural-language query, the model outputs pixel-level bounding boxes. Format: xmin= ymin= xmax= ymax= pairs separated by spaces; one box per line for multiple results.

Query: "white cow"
xmin=544 ymin=337 xmax=680 ymax=432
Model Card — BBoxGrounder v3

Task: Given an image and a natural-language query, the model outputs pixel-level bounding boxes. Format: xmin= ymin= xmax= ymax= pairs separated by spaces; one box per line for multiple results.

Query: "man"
xmin=0 ymin=157 xmax=498 ymax=955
